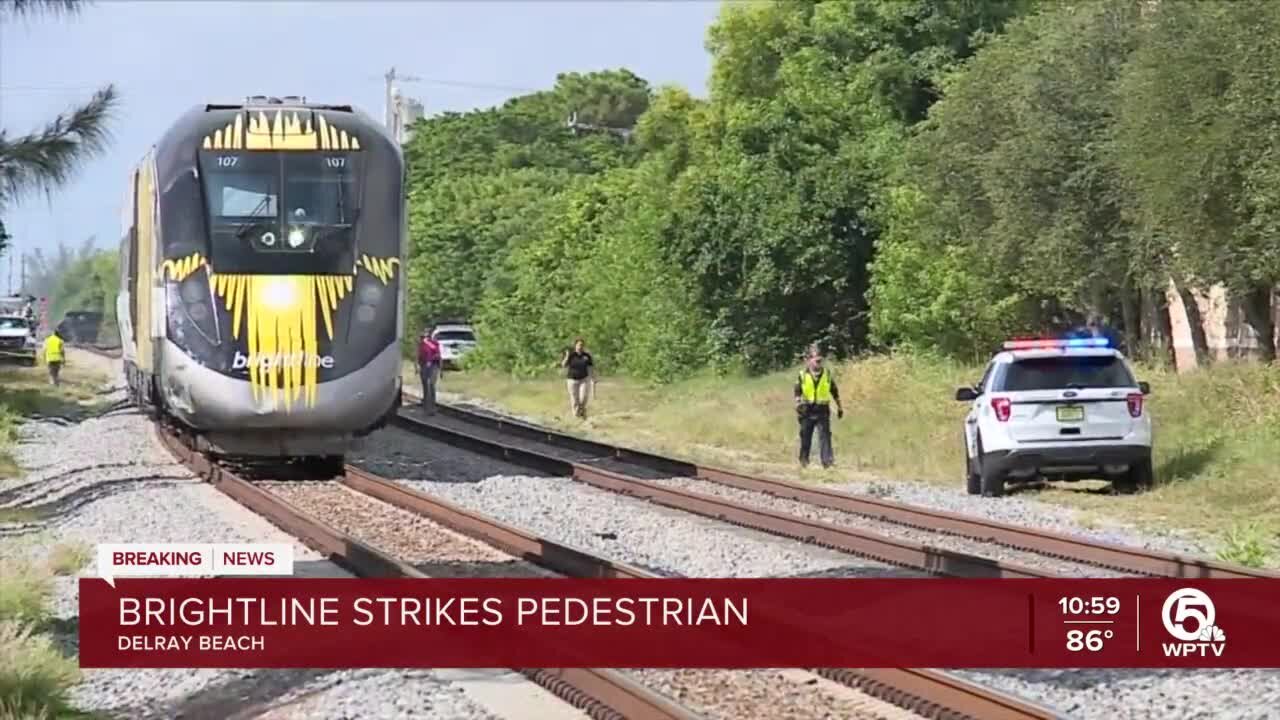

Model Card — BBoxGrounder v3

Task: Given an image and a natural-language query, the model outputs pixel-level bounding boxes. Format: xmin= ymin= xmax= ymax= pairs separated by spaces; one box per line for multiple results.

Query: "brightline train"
xmin=117 ymin=96 xmax=405 ymax=468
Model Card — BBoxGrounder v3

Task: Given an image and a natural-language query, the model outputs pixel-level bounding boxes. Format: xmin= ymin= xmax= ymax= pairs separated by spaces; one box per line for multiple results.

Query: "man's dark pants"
xmin=798 ymin=404 xmax=833 ymax=468
xmin=419 ymin=361 xmax=439 ymax=412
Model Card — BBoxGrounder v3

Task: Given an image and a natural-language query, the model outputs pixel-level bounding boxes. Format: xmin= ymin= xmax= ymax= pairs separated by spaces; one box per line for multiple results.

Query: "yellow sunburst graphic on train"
xmin=160 ymin=252 xmax=400 ymax=411
xmin=212 ymin=259 xmax=401 ymax=411
xmin=202 ymin=111 xmax=361 ymax=151
xmin=161 ymin=253 xmax=206 ymax=282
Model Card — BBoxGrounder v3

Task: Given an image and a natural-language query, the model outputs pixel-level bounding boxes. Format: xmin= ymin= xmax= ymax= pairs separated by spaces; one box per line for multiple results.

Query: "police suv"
xmin=955 ymin=338 xmax=1153 ymax=497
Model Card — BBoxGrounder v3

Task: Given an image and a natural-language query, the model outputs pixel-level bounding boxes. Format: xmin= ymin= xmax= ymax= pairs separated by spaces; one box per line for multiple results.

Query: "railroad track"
xmin=398 ymin=397 xmax=1276 ymax=581
xmin=73 ymin=344 xmax=1267 ymax=581
xmin=153 ymin=421 xmax=1063 ymax=720
xmin=74 ymin=344 xmax=1065 ymax=717
xmin=155 ymin=422 xmax=704 ymax=720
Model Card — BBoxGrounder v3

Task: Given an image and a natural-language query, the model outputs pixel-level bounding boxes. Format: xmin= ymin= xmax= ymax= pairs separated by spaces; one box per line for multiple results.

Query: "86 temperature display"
xmin=1059 ymin=596 xmax=1121 ymax=652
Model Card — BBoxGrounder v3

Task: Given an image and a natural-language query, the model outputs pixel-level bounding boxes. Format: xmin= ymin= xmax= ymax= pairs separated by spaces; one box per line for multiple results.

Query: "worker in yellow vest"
xmin=43 ymin=328 xmax=65 ymax=386
xmin=793 ymin=346 xmax=843 ymax=468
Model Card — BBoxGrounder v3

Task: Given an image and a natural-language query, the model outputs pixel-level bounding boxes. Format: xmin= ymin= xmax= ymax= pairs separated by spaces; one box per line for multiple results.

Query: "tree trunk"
xmin=1174 ymin=280 xmax=1212 ymax=367
xmin=1239 ymin=286 xmax=1277 ymax=363
xmin=1120 ymin=283 xmax=1140 ymax=358
xmin=1143 ymin=285 xmax=1175 ymax=368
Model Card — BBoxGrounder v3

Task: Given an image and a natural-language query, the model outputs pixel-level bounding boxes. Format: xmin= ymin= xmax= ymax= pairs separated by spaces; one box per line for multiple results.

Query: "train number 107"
xmin=326 ymin=157 xmax=346 ymax=168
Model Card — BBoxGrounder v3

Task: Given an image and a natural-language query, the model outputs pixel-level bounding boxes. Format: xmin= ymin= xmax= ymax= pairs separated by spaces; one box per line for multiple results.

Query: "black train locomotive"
xmin=117 ymin=96 xmax=405 ymax=469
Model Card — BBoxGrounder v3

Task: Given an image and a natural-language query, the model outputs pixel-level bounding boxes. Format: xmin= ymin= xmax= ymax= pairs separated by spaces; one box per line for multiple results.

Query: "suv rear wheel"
xmin=1112 ymin=457 xmax=1154 ymax=494
xmin=980 ymin=451 xmax=1005 ymax=498
xmin=965 ymin=433 xmax=982 ymax=495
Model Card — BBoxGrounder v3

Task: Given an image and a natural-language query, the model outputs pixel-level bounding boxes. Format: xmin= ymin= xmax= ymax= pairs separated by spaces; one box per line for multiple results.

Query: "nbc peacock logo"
xmin=1160 ymin=588 xmax=1226 ymax=658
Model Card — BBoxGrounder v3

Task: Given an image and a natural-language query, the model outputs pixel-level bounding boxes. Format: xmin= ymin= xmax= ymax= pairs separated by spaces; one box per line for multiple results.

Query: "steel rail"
xmin=393 ymin=412 xmax=1055 ymax=580
xmin=153 ymin=423 xmax=702 ymax=720
xmin=343 ymin=465 xmax=1064 ymax=720
xmin=415 ymin=399 xmax=1276 ymax=580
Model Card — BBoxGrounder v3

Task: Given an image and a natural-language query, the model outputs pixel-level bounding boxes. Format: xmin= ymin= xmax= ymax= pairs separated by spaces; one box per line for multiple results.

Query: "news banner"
xmin=81 ymin=543 xmax=1280 ymax=669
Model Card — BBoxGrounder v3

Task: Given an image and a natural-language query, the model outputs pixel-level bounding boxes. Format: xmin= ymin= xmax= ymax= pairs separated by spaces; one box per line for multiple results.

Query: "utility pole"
xmin=385 ymin=66 xmax=422 ymax=135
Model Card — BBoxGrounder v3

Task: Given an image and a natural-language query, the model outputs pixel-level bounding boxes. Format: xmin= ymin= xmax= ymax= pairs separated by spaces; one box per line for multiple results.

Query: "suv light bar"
xmin=1002 ymin=337 xmax=1109 ymax=350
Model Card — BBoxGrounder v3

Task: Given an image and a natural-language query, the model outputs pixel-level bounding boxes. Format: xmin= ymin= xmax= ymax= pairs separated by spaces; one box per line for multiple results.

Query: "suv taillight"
xmin=1126 ymin=393 xmax=1143 ymax=418
xmin=991 ymin=397 xmax=1011 ymax=422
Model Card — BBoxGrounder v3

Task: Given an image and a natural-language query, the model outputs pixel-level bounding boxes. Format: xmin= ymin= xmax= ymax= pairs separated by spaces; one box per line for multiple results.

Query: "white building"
xmin=389 ymin=88 xmax=425 ymax=145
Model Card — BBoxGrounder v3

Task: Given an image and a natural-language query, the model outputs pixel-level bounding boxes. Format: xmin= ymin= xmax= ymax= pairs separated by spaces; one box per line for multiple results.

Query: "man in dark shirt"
xmin=793 ymin=347 xmax=843 ymax=468
xmin=561 ymin=337 xmax=594 ymax=418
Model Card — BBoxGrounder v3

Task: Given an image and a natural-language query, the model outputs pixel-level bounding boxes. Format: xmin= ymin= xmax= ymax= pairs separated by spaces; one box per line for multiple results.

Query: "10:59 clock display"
xmin=1058 ymin=596 xmax=1121 ymax=615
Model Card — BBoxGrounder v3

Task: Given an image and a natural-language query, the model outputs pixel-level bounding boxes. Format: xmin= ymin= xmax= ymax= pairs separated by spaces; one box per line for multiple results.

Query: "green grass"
xmin=406 ymin=354 xmax=1280 ymax=561
xmin=0 ymin=560 xmax=52 ymax=629
xmin=0 ymin=357 xmax=108 ymax=719
xmin=44 ymin=545 xmax=91 ymax=579
xmin=0 ymin=621 xmax=81 ymax=720
xmin=0 ymin=362 xmax=109 ymax=481
xmin=0 ymin=561 xmax=79 ymax=718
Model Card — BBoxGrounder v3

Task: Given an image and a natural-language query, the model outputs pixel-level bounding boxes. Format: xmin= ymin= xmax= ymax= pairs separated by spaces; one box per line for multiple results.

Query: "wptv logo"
xmin=1161 ymin=588 xmax=1227 ymax=658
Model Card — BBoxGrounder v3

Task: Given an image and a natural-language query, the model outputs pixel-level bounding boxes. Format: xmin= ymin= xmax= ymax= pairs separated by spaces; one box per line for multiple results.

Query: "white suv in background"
xmin=0 ymin=315 xmax=37 ymax=366
xmin=955 ymin=338 xmax=1154 ymax=497
xmin=431 ymin=323 xmax=477 ymax=370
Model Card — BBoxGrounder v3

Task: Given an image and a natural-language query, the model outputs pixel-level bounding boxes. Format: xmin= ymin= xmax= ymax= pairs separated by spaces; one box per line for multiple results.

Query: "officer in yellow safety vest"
xmin=793 ymin=346 xmax=843 ymax=468
xmin=43 ymin=328 xmax=65 ymax=386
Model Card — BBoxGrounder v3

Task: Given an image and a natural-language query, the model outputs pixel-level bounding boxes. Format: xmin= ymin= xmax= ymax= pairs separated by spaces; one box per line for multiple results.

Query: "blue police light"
xmin=1003 ymin=337 xmax=1110 ymax=350
xmin=1064 ymin=337 xmax=1110 ymax=348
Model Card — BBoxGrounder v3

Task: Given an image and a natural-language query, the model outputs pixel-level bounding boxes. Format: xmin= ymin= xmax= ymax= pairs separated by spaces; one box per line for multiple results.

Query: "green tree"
xmin=472 ymin=160 xmax=710 ymax=380
xmin=402 ymin=70 xmax=649 ymax=343
xmin=1115 ymin=0 xmax=1280 ymax=361
xmin=0 ymin=2 xmax=118 ymax=224
xmin=47 ymin=248 xmax=118 ymax=338
xmin=22 ymin=236 xmax=97 ymax=299
xmin=663 ymin=0 xmax=1036 ymax=369
xmin=872 ymin=1 xmax=1148 ymax=357
xmin=405 ymin=168 xmax=570 ymax=334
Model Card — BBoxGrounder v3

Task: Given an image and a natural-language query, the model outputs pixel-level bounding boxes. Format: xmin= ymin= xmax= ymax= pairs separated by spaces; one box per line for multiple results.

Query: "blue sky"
xmin=0 ymin=0 xmax=719 ymax=289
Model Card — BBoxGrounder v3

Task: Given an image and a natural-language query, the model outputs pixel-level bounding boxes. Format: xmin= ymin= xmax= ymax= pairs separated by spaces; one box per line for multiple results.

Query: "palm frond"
xmin=0 ymin=1 xmax=85 ymax=21
xmin=0 ymin=83 xmax=119 ymax=207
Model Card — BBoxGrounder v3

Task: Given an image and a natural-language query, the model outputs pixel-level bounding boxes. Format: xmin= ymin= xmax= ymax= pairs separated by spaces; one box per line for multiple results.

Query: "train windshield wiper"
xmin=234 ymin=194 xmax=274 ymax=240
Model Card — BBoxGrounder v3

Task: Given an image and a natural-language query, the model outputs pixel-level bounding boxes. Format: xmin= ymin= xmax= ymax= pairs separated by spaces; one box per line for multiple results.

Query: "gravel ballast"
xmin=360 ymin=415 xmax=1280 ymax=720
xmin=0 ymin=350 xmax=581 ymax=720
xmin=647 ymin=477 xmax=1129 ymax=577
xmin=259 ymin=479 xmax=909 ymax=718
xmin=629 ymin=668 xmax=920 ymax=720
xmin=827 ymin=477 xmax=1215 ymax=559
xmin=259 ymin=480 xmax=556 ymax=579
xmin=352 ymin=426 xmax=923 ymax=580
xmin=431 ymin=392 xmax=1223 ymax=561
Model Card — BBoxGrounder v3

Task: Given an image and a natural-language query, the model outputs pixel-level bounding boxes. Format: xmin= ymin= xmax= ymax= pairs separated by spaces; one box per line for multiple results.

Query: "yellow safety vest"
xmin=798 ymin=368 xmax=833 ymax=404
xmin=44 ymin=335 xmax=64 ymax=363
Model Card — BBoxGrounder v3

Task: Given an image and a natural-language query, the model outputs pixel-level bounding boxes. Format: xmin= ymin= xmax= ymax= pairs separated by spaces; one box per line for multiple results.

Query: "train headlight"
xmin=287 ymin=228 xmax=305 ymax=249
xmin=260 ymin=231 xmax=277 ymax=247
xmin=261 ymin=277 xmax=299 ymax=310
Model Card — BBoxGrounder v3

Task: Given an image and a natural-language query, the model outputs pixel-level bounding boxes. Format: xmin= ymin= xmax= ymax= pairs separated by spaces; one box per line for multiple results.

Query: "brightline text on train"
xmin=231 ymin=351 xmax=335 ymax=371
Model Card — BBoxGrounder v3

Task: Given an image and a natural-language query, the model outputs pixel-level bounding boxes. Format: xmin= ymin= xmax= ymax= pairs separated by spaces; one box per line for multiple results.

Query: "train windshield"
xmin=200 ymin=151 xmax=360 ymax=275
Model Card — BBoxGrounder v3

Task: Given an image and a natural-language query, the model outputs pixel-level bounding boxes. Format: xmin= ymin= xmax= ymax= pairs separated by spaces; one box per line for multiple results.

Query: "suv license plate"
xmin=1056 ymin=405 xmax=1084 ymax=422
